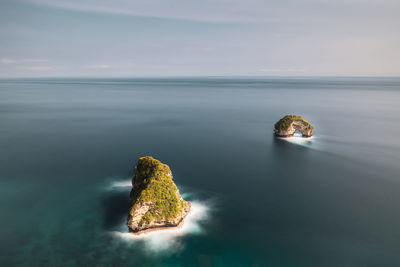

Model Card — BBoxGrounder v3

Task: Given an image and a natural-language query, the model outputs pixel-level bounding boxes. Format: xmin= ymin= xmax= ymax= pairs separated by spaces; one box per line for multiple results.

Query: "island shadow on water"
xmin=100 ymin=181 xmax=132 ymax=230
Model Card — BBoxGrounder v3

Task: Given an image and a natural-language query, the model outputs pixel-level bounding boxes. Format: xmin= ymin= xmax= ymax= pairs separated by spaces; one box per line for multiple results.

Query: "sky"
xmin=0 ymin=0 xmax=399 ymax=77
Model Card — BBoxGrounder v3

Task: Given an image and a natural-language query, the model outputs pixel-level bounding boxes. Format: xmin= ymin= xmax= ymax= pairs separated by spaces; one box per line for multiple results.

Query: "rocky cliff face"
xmin=127 ymin=156 xmax=190 ymax=233
xmin=274 ymin=115 xmax=313 ymax=137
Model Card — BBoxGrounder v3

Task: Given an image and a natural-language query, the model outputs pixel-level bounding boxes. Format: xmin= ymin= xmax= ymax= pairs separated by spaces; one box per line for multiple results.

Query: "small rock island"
xmin=274 ymin=115 xmax=313 ymax=137
xmin=127 ymin=156 xmax=191 ymax=234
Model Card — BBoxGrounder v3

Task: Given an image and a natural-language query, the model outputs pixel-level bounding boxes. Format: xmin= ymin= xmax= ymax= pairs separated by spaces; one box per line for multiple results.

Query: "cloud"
xmin=20 ymin=65 xmax=55 ymax=71
xmin=23 ymin=59 xmax=48 ymax=63
xmin=0 ymin=58 xmax=55 ymax=72
xmin=0 ymin=58 xmax=48 ymax=65
xmin=0 ymin=58 xmax=17 ymax=64
xmin=88 ymin=64 xmax=112 ymax=69
xmin=25 ymin=0 xmax=400 ymax=23
xmin=2 ymin=1 xmax=399 ymax=77
xmin=259 ymin=68 xmax=308 ymax=74
xmin=0 ymin=58 xmax=58 ymax=72
xmin=26 ymin=0 xmax=250 ymax=22
xmin=86 ymin=63 xmax=136 ymax=70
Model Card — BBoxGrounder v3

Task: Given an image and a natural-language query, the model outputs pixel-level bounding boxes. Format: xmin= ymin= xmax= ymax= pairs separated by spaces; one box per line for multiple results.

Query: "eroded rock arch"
xmin=274 ymin=115 xmax=313 ymax=137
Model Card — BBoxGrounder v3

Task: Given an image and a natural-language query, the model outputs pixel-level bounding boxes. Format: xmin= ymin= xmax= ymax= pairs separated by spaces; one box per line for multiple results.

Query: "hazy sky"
xmin=0 ymin=0 xmax=399 ymax=77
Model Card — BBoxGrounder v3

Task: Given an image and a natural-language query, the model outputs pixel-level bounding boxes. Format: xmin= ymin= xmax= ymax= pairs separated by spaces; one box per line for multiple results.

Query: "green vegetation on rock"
xmin=274 ymin=115 xmax=313 ymax=131
xmin=129 ymin=156 xmax=189 ymax=227
xmin=274 ymin=115 xmax=314 ymax=137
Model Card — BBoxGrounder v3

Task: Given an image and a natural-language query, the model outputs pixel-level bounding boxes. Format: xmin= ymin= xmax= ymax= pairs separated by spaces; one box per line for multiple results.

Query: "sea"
xmin=1 ymin=77 xmax=400 ymax=266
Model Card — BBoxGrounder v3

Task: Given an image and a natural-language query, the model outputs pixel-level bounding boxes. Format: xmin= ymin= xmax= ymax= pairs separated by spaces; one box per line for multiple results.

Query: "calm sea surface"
xmin=1 ymin=77 xmax=400 ymax=266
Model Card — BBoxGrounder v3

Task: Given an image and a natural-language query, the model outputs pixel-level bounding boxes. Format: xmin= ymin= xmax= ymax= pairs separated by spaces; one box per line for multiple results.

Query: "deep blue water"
xmin=1 ymin=77 xmax=400 ymax=266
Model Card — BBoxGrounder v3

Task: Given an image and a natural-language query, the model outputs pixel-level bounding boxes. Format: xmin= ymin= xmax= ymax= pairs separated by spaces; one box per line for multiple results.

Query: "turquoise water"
xmin=1 ymin=77 xmax=400 ymax=266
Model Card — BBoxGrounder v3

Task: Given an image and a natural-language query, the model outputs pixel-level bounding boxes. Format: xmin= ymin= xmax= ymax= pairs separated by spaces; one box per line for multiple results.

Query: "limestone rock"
xmin=274 ymin=115 xmax=313 ymax=137
xmin=127 ymin=156 xmax=190 ymax=233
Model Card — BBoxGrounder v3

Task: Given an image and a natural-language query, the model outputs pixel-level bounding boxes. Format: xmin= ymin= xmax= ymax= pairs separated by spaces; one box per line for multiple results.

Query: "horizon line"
xmin=1 ymin=75 xmax=400 ymax=80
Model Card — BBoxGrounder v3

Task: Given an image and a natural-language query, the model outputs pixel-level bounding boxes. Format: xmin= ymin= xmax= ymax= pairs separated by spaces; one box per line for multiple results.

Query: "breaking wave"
xmin=111 ymin=201 xmax=210 ymax=253
xmin=105 ymin=178 xmax=212 ymax=254
xmin=278 ymin=131 xmax=317 ymax=149
xmin=106 ymin=179 xmax=132 ymax=190
xmin=279 ymin=136 xmax=314 ymax=147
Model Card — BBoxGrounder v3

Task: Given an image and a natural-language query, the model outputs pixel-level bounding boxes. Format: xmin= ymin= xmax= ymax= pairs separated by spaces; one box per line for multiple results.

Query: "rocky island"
xmin=127 ymin=156 xmax=191 ymax=234
xmin=274 ymin=115 xmax=313 ymax=137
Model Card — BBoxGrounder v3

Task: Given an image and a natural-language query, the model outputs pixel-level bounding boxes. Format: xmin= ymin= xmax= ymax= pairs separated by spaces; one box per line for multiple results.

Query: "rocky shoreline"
xmin=129 ymin=202 xmax=191 ymax=235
